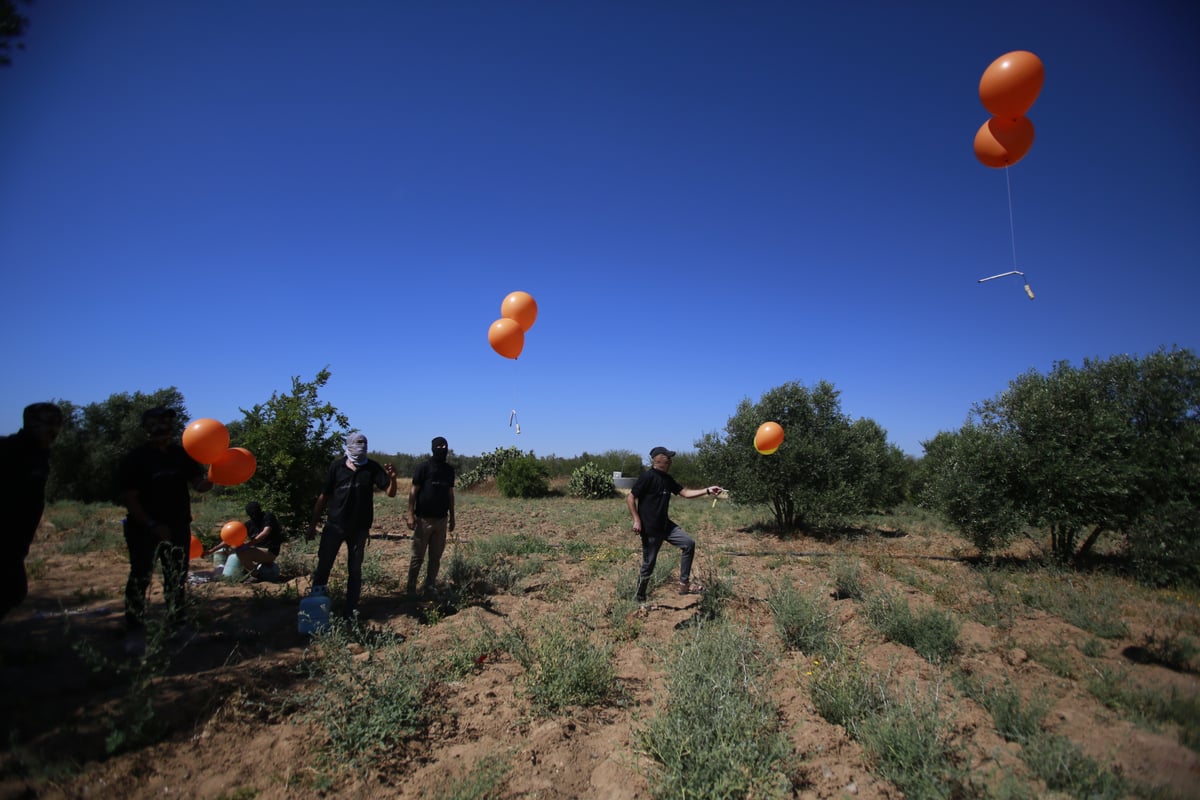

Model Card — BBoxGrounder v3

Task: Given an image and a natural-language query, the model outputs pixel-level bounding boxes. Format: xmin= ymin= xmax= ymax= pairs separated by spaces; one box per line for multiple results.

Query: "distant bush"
xmin=459 ymin=446 xmax=526 ymax=489
xmin=567 ymin=462 xmax=614 ymax=499
xmin=496 ymin=456 xmax=549 ymax=498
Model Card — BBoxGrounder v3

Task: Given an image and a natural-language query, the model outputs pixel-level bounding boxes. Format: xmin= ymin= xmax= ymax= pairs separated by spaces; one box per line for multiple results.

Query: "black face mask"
xmin=432 ymin=448 xmax=448 ymax=463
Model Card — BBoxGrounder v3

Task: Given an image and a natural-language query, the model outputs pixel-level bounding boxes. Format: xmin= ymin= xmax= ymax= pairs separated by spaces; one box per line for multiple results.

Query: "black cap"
xmin=141 ymin=406 xmax=177 ymax=425
xmin=245 ymin=501 xmax=262 ymax=516
xmin=432 ymin=436 xmax=448 ymax=450
xmin=649 ymin=446 xmax=676 ymax=459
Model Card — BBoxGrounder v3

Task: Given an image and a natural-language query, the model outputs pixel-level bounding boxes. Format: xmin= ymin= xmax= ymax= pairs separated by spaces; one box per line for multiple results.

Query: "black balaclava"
xmin=431 ymin=436 xmax=449 ymax=463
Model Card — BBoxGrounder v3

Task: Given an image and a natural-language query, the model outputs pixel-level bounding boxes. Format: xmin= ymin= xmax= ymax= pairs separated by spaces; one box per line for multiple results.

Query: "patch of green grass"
xmin=428 ymin=751 xmax=514 ymax=800
xmin=829 ymin=556 xmax=866 ymax=600
xmin=638 ymin=620 xmax=793 ymax=799
xmin=1019 ymin=731 xmax=1128 ymax=799
xmin=864 ymin=591 xmax=960 ymax=663
xmin=1086 ymin=664 xmax=1200 ymax=752
xmin=953 ymin=671 xmax=1052 ymax=745
xmin=811 ymin=655 xmax=968 ymax=798
xmin=501 ymin=613 xmax=616 ymax=713
xmin=300 ymin=622 xmax=430 ymax=770
xmin=766 ymin=578 xmax=838 ymax=657
xmin=1010 ymin=569 xmax=1130 ymax=640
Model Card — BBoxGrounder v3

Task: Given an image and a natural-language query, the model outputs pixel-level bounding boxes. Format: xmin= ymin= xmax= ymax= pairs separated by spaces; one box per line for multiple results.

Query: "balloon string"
xmin=1005 ymin=166 xmax=1018 ymax=269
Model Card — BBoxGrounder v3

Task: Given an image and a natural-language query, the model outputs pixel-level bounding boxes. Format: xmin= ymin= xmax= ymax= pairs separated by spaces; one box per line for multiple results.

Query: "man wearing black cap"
xmin=0 ymin=402 xmax=64 ymax=619
xmin=118 ymin=406 xmax=213 ymax=639
xmin=307 ymin=432 xmax=398 ymax=620
xmin=405 ymin=436 xmax=456 ymax=598
xmin=627 ymin=446 xmax=723 ymax=604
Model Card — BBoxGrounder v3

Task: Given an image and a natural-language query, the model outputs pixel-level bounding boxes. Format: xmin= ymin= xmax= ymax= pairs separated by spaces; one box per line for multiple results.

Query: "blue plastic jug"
xmin=298 ymin=586 xmax=331 ymax=634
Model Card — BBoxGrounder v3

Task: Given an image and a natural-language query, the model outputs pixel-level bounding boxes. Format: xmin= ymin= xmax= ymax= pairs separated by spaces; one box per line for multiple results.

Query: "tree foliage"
xmin=695 ymin=381 xmax=907 ymax=532
xmin=496 ymin=456 xmax=549 ymax=499
xmin=225 ymin=369 xmax=349 ymax=536
xmin=921 ymin=348 xmax=1200 ymax=583
xmin=1 ymin=0 xmax=30 ymax=67
xmin=48 ymin=388 xmax=188 ymax=503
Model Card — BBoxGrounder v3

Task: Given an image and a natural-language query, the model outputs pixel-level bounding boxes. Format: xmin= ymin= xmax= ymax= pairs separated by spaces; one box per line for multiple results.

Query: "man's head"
xmin=649 ymin=446 xmax=675 ymax=472
xmin=345 ymin=432 xmax=368 ymax=466
xmin=22 ymin=402 xmax=63 ymax=449
xmin=245 ymin=501 xmax=263 ymax=521
xmin=141 ymin=406 xmax=178 ymax=443
xmin=431 ymin=436 xmax=449 ymax=463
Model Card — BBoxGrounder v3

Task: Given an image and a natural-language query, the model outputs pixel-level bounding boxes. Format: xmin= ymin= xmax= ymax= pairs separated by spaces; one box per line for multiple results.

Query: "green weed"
xmin=638 ymin=620 xmax=793 ymax=799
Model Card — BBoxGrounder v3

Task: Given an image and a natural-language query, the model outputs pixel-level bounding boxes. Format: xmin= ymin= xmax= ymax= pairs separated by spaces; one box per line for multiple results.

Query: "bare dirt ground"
xmin=2 ymin=494 xmax=1198 ymax=800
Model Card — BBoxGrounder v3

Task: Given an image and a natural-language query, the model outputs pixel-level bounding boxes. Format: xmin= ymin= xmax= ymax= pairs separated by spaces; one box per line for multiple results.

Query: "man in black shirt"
xmin=627 ymin=446 xmax=722 ymax=605
xmin=405 ymin=436 xmax=456 ymax=598
xmin=0 ymin=402 xmax=64 ymax=619
xmin=208 ymin=501 xmax=283 ymax=581
xmin=119 ymin=407 xmax=213 ymax=634
xmin=307 ymin=432 xmax=397 ymax=619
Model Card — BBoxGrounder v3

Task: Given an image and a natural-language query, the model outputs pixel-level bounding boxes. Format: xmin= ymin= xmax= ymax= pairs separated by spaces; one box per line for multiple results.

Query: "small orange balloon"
xmin=488 ymin=317 xmax=525 ymax=359
xmin=979 ymin=50 xmax=1044 ymax=119
xmin=189 ymin=535 xmax=203 ymax=559
xmin=754 ymin=421 xmax=785 ymax=455
xmin=220 ymin=520 xmax=248 ymax=548
xmin=182 ymin=418 xmax=230 ymax=464
xmin=500 ymin=291 xmax=538 ymax=332
xmin=974 ymin=116 xmax=1035 ymax=168
xmin=209 ymin=447 xmax=257 ymax=486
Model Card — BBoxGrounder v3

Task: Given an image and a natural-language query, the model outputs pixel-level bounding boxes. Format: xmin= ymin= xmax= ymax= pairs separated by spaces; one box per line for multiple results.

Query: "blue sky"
xmin=3 ymin=1 xmax=1197 ymax=460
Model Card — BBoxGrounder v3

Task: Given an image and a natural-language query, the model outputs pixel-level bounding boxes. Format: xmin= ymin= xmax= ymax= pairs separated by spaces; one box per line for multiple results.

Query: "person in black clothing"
xmin=627 ymin=446 xmax=722 ymax=604
xmin=306 ymin=432 xmax=397 ymax=619
xmin=119 ymin=407 xmax=213 ymax=634
xmin=405 ymin=436 xmax=456 ymax=598
xmin=207 ymin=501 xmax=283 ymax=581
xmin=0 ymin=402 xmax=64 ymax=619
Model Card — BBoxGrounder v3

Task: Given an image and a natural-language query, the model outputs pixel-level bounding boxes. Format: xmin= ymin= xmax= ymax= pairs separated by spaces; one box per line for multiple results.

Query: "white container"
xmin=298 ymin=587 xmax=331 ymax=634
xmin=212 ymin=551 xmax=228 ymax=574
xmin=223 ymin=552 xmax=245 ymax=581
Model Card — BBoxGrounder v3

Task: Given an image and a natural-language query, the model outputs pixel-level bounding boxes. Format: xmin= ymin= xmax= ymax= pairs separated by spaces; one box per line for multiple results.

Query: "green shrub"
xmin=865 ymin=591 xmax=960 ymax=663
xmin=502 ymin=619 xmax=616 ymax=712
xmin=458 ymin=446 xmax=526 ymax=489
xmin=767 ymin=579 xmax=838 ymax=657
xmin=496 ymin=456 xmax=549 ymax=498
xmin=567 ymin=461 xmax=615 ymax=499
xmin=639 ymin=620 xmax=792 ymax=799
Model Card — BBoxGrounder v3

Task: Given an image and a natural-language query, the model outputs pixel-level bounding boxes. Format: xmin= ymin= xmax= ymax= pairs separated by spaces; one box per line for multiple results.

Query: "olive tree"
xmin=695 ymin=381 xmax=907 ymax=532
xmin=48 ymin=388 xmax=189 ymax=503
xmin=922 ymin=347 xmax=1199 ymax=581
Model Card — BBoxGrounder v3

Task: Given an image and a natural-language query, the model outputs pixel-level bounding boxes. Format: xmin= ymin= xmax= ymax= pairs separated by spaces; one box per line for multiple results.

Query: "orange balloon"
xmin=500 ymin=291 xmax=538 ymax=332
xmin=754 ymin=421 xmax=785 ymax=455
xmin=973 ymin=116 xmax=1035 ymax=168
xmin=488 ymin=317 xmax=525 ymax=359
xmin=209 ymin=447 xmax=257 ymax=486
xmin=220 ymin=520 xmax=248 ymax=548
xmin=979 ymin=50 xmax=1044 ymax=119
xmin=189 ymin=535 xmax=203 ymax=559
xmin=182 ymin=418 xmax=230 ymax=464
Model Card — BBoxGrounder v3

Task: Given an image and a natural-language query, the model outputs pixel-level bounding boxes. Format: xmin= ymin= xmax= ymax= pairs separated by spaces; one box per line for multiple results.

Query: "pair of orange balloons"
xmin=973 ymin=51 xmax=1044 ymax=168
xmin=754 ymin=421 xmax=785 ymax=455
xmin=182 ymin=418 xmax=257 ymax=485
xmin=488 ymin=291 xmax=538 ymax=360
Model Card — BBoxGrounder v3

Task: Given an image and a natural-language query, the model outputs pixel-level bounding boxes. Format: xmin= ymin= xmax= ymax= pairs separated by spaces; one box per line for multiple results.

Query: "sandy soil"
xmin=1 ymin=499 xmax=1198 ymax=799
